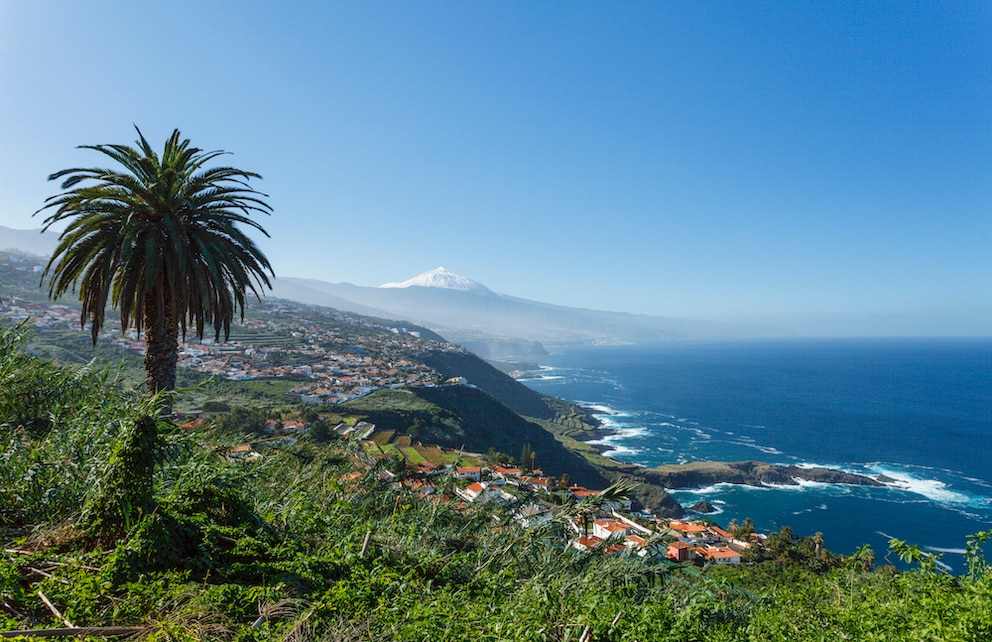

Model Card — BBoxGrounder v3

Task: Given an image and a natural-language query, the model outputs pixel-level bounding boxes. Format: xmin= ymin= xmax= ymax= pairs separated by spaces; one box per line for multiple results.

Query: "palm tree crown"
xmin=36 ymin=127 xmax=274 ymax=394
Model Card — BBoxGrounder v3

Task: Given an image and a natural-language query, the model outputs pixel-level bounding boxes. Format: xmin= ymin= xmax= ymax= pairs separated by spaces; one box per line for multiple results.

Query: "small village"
xmin=215 ymin=414 xmax=756 ymax=569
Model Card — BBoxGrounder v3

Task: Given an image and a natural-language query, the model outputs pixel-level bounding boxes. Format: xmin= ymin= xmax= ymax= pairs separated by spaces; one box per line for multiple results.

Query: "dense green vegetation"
xmin=2 ymin=324 xmax=991 ymax=640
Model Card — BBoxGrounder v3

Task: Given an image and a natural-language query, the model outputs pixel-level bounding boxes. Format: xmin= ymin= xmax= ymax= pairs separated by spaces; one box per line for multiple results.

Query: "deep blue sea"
xmin=521 ymin=338 xmax=992 ymax=571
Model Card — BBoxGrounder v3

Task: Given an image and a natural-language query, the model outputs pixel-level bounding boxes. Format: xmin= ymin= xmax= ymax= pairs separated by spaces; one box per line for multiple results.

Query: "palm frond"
xmin=34 ymin=128 xmax=274 ymax=392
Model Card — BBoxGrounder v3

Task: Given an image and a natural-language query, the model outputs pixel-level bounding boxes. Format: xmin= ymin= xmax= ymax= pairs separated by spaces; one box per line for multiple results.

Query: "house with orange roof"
xmin=340 ymin=470 xmax=362 ymax=483
xmin=572 ymin=535 xmax=604 ymax=552
xmin=403 ymin=479 xmax=436 ymax=497
xmin=568 ymin=485 xmax=597 ymax=500
xmin=708 ymin=525 xmax=734 ymax=541
xmin=626 ymin=534 xmax=648 ymax=548
xmin=695 ymin=546 xmax=742 ymax=565
xmin=523 ymin=476 xmax=550 ymax=492
xmin=458 ymin=481 xmax=502 ymax=503
xmin=454 ymin=466 xmax=482 ymax=481
xmin=228 ymin=444 xmax=260 ymax=461
xmin=667 ymin=540 xmax=695 ymax=562
xmin=493 ymin=465 xmax=523 ymax=478
xmin=602 ymin=543 xmax=627 ymax=556
xmin=593 ymin=518 xmax=631 ymax=540
xmin=668 ymin=521 xmax=710 ymax=540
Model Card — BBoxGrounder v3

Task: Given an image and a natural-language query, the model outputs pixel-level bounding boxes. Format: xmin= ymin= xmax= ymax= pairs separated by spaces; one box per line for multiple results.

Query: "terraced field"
xmin=361 ymin=429 xmax=481 ymax=467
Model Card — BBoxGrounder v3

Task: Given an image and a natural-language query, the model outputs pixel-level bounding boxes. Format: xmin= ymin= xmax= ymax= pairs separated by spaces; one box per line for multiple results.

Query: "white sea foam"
xmin=926 ymin=546 xmax=967 ymax=555
xmin=588 ymin=424 xmax=648 ymax=442
xmin=674 ymin=482 xmax=771 ymax=494
xmin=872 ymin=466 xmax=972 ymax=505
xmin=579 ymin=402 xmax=619 ymax=415
xmin=730 ymin=440 xmax=783 ymax=456
xmin=689 ymin=504 xmax=724 ymax=516
xmin=791 ymin=479 xmax=844 ymax=492
xmin=935 ymin=560 xmax=955 ymax=573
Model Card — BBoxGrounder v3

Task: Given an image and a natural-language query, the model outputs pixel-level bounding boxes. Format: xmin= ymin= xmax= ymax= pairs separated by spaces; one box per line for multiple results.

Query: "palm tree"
xmin=36 ymin=127 xmax=273 ymax=396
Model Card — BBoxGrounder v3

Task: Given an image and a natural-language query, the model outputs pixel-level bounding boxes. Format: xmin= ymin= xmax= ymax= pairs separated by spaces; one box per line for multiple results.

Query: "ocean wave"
xmin=671 ymin=482 xmax=771 ymax=495
xmin=791 ymin=504 xmax=828 ymax=515
xmin=871 ymin=466 xmax=973 ymax=505
xmin=926 ymin=546 xmax=967 ymax=555
xmin=577 ymin=402 xmax=620 ymax=415
xmin=729 ymin=440 xmax=783 ymax=455
xmin=599 ymin=445 xmax=643 ymax=458
xmin=594 ymin=416 xmax=631 ymax=432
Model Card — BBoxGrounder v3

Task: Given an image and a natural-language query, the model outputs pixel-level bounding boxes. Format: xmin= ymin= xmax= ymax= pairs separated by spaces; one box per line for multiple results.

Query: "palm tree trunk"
xmin=142 ymin=290 xmax=179 ymax=396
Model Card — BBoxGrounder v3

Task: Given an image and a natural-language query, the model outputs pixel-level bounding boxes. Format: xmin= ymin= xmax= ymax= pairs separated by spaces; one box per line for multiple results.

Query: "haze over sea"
xmin=522 ymin=338 xmax=992 ymax=571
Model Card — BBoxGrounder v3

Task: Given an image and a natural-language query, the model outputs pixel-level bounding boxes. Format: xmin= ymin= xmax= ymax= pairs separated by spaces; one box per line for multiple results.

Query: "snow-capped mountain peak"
xmin=380 ymin=267 xmax=493 ymax=294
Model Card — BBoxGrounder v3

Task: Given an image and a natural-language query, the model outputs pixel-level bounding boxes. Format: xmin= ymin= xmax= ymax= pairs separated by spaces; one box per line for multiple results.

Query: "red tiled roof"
xmin=575 ymin=536 xmax=604 ymax=548
xmin=699 ymin=546 xmax=741 ymax=560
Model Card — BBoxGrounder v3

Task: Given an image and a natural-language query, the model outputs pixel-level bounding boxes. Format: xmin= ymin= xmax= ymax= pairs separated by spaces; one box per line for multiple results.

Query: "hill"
xmin=1 ymin=259 xmax=687 ymax=512
xmin=0 ymin=225 xmax=57 ymax=258
xmin=344 ymin=386 xmax=609 ymax=489
xmin=2 ymin=326 xmax=991 ymax=641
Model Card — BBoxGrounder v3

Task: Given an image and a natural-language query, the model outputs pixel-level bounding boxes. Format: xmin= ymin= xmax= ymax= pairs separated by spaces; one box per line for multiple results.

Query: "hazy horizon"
xmin=1 ymin=3 xmax=989 ymax=337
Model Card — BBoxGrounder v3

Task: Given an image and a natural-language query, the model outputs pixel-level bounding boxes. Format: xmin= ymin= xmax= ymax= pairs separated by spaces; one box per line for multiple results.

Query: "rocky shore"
xmin=641 ymin=460 xmax=885 ymax=489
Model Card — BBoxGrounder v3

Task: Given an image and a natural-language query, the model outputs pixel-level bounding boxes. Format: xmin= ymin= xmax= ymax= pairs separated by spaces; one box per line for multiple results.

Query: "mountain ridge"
xmin=272 ymin=273 xmax=787 ymax=354
xmin=0 ymin=226 xmax=789 ymax=354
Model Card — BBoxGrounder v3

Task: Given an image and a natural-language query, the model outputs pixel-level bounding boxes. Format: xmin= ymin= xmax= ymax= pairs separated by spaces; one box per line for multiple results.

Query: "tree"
xmin=36 ymin=127 xmax=273 ymax=396
xmin=732 ymin=517 xmax=756 ymax=539
xmin=519 ymin=442 xmax=535 ymax=472
xmin=485 ymin=447 xmax=510 ymax=465
xmin=812 ymin=531 xmax=825 ymax=557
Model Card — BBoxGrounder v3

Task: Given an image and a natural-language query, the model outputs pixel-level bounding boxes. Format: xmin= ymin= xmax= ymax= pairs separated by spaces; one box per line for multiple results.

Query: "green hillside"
xmin=2 ymin=325 xmax=991 ymax=641
xmin=345 ymin=385 xmax=610 ymax=489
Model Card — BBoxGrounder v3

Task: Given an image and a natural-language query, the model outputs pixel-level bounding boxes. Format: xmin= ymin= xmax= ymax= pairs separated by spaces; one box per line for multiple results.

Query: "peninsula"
xmin=640 ymin=460 xmax=885 ymax=489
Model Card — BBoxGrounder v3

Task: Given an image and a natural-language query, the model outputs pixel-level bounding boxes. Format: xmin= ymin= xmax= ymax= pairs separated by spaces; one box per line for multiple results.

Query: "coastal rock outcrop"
xmin=642 ymin=460 xmax=884 ymax=490
xmin=688 ymin=501 xmax=718 ymax=514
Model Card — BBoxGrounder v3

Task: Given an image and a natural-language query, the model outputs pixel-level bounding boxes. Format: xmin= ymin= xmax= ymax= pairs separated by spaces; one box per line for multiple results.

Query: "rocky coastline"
xmin=642 ymin=460 xmax=885 ymax=489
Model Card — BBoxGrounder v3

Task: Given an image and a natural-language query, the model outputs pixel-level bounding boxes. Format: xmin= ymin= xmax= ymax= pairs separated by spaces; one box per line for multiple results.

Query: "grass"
xmin=3 ymin=323 xmax=992 ymax=641
xmin=400 ymin=447 xmax=428 ymax=465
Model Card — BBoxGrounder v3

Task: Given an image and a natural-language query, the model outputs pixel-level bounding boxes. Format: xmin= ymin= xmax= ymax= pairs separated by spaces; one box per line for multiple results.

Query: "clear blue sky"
xmin=1 ymin=2 xmax=989 ymax=335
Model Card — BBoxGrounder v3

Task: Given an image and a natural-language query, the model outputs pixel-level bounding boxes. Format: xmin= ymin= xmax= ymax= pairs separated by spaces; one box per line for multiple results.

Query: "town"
xmin=1 ymin=287 xmax=454 ymax=404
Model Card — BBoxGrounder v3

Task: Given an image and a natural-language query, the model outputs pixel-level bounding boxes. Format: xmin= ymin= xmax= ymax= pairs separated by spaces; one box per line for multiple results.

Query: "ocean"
xmin=520 ymin=338 xmax=992 ymax=571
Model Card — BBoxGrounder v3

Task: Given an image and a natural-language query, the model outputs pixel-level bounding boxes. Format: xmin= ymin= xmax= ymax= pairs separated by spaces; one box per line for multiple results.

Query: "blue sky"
xmin=1 ymin=2 xmax=989 ymax=335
